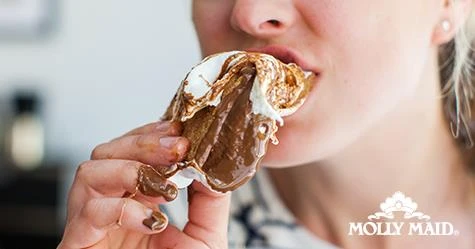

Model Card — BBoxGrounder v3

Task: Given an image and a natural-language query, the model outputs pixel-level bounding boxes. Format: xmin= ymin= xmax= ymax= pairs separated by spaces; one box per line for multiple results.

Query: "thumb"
xmin=185 ymin=181 xmax=232 ymax=243
xmin=147 ymin=181 xmax=231 ymax=249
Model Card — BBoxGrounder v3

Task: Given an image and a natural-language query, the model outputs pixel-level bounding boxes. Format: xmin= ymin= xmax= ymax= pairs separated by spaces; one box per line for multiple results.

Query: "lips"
xmin=245 ymin=45 xmax=320 ymax=75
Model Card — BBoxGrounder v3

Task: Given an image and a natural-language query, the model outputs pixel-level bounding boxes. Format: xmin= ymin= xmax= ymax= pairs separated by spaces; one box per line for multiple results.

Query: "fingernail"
xmin=159 ymin=137 xmax=178 ymax=150
xmin=143 ymin=211 xmax=167 ymax=231
xmin=156 ymin=122 xmax=171 ymax=132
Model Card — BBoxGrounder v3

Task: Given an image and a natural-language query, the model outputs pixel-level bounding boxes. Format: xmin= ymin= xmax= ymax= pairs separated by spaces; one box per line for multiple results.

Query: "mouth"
xmin=245 ymin=45 xmax=321 ymax=76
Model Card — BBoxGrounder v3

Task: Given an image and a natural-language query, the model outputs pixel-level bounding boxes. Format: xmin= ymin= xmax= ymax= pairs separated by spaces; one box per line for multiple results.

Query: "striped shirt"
xmin=163 ymin=169 xmax=338 ymax=249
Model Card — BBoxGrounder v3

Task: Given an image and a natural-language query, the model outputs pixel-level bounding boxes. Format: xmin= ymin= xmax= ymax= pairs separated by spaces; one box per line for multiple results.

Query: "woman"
xmin=58 ymin=0 xmax=475 ymax=248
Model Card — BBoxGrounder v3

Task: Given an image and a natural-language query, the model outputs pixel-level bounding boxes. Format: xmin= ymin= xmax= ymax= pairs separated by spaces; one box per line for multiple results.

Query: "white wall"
xmin=0 ymin=0 xmax=201 ymax=224
xmin=0 ymin=0 xmax=201 ymax=165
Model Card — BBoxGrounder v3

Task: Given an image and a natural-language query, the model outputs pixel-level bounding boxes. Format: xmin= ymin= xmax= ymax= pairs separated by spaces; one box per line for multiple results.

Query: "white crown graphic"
xmin=368 ymin=192 xmax=431 ymax=221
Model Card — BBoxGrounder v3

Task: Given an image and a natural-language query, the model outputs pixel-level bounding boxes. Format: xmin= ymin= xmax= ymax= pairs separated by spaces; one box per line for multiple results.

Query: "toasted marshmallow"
xmin=180 ymin=51 xmax=313 ymax=126
xmin=164 ymin=51 xmax=314 ymax=192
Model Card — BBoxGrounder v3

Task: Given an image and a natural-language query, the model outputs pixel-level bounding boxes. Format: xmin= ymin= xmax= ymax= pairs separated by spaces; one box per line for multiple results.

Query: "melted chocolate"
xmin=165 ymin=63 xmax=274 ymax=192
xmin=161 ymin=52 xmax=313 ymax=193
xmin=191 ymin=66 xmax=273 ymax=191
xmin=137 ymin=165 xmax=178 ymax=201
xmin=142 ymin=210 xmax=167 ymax=231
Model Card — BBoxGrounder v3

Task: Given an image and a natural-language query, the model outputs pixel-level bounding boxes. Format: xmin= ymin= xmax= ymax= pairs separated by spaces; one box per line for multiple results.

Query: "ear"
xmin=432 ymin=0 xmax=473 ymax=45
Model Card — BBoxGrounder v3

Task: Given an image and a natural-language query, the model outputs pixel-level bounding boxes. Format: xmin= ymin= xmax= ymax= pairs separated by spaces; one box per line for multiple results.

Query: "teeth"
xmin=162 ymin=51 xmax=314 ymax=192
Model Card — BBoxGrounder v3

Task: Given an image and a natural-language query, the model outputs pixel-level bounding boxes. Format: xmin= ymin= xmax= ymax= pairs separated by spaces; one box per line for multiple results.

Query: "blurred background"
xmin=0 ymin=0 xmax=200 ymax=248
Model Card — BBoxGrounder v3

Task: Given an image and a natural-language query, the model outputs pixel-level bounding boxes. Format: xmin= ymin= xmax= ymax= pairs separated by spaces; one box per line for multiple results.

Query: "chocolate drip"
xmin=200 ymin=69 xmax=272 ymax=191
xmin=137 ymin=165 xmax=178 ymax=201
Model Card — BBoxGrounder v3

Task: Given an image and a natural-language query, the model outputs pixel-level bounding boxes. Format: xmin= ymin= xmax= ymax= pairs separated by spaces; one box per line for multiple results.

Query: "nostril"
xmin=258 ymin=19 xmax=283 ymax=32
xmin=267 ymin=19 xmax=281 ymax=27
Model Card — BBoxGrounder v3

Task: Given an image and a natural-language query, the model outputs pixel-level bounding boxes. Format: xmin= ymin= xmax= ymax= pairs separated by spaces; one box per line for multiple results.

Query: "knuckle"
xmin=75 ymin=161 xmax=93 ymax=180
xmin=133 ymin=134 xmax=145 ymax=148
xmin=90 ymin=143 xmax=105 ymax=159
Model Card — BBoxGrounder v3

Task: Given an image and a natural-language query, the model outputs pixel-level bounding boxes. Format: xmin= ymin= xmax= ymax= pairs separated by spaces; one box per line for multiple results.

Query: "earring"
xmin=441 ymin=20 xmax=451 ymax=32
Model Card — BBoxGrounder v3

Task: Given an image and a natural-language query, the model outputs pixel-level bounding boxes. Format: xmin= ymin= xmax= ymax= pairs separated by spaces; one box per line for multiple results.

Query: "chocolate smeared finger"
xmin=162 ymin=51 xmax=314 ymax=192
xmin=137 ymin=165 xmax=178 ymax=201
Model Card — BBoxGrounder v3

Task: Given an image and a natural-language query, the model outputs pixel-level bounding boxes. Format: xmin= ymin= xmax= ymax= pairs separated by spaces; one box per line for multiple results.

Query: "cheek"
xmin=262 ymin=1 xmax=438 ymax=166
xmin=192 ymin=1 xmax=235 ymax=56
xmin=318 ymin=0 xmax=437 ymax=119
xmin=336 ymin=24 xmax=434 ymax=115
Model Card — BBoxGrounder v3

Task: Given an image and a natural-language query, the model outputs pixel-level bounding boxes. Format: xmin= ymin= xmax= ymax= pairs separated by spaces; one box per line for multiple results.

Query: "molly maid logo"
xmin=348 ymin=192 xmax=459 ymax=236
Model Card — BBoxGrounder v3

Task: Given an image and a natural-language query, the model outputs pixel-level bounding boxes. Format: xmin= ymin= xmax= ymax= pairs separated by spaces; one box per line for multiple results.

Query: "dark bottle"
xmin=6 ymin=91 xmax=45 ymax=170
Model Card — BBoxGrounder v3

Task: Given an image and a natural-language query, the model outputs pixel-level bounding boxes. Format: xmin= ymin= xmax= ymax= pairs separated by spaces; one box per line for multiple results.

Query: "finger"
xmin=183 ymin=181 xmax=231 ymax=245
xmin=73 ymin=160 xmax=178 ymax=203
xmin=59 ymin=198 xmax=168 ymax=249
xmin=116 ymin=121 xmax=183 ymax=140
xmin=150 ymin=225 xmax=221 ymax=249
xmin=91 ymin=133 xmax=190 ymax=166
xmin=69 ymin=161 xmax=178 ymax=218
xmin=149 ymin=182 xmax=231 ymax=249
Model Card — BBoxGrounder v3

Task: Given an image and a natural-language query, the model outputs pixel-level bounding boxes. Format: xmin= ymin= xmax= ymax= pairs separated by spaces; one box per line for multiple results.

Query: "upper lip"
xmin=245 ymin=45 xmax=320 ymax=75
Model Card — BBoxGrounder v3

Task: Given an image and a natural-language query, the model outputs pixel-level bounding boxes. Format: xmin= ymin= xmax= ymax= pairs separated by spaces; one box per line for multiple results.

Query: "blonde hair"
xmin=439 ymin=6 xmax=475 ymax=167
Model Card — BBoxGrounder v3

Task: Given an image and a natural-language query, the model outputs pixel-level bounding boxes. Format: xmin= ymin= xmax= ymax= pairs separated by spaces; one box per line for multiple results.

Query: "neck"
xmin=268 ymin=51 xmax=475 ymax=248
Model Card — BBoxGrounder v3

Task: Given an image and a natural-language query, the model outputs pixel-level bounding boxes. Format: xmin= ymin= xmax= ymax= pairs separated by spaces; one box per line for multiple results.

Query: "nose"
xmin=230 ymin=0 xmax=295 ymax=38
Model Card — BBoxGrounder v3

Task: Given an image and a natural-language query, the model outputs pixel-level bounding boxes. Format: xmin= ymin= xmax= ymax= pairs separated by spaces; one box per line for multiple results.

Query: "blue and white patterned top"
xmin=163 ymin=169 xmax=338 ymax=249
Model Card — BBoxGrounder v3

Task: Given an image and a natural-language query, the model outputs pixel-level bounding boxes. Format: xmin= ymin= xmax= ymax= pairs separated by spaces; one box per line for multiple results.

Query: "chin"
xmin=260 ymin=121 xmax=348 ymax=168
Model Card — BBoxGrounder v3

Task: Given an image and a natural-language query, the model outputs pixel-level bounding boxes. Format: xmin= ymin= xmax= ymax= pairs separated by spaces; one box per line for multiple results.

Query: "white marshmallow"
xmin=184 ymin=51 xmax=241 ymax=100
xmin=183 ymin=51 xmax=284 ymax=124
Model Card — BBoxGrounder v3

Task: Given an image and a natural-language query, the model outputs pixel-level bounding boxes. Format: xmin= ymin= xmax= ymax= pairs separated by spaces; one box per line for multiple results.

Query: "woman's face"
xmin=192 ymin=0 xmax=443 ymax=167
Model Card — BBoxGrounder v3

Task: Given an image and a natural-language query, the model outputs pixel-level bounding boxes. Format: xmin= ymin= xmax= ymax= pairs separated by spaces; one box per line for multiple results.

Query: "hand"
xmin=58 ymin=121 xmax=231 ymax=249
